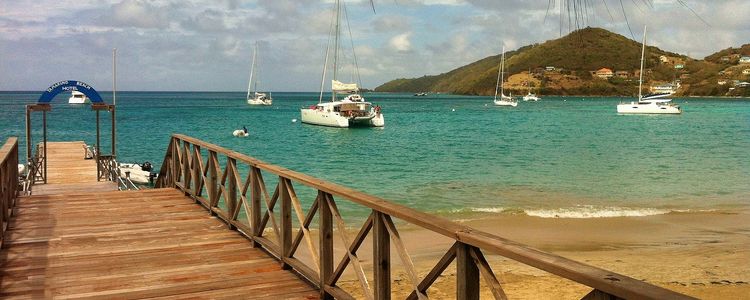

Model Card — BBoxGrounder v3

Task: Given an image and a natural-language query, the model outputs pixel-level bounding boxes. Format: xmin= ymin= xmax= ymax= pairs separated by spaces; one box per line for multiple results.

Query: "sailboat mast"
xmin=638 ymin=25 xmax=647 ymax=100
xmin=247 ymin=42 xmax=257 ymax=100
xmin=527 ymin=68 xmax=532 ymax=94
xmin=494 ymin=46 xmax=503 ymax=101
xmin=332 ymin=0 xmax=341 ymax=102
xmin=500 ymin=46 xmax=505 ymax=97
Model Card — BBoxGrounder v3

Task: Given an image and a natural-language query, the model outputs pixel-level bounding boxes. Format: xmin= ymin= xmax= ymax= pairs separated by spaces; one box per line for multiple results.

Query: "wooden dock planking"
xmin=0 ymin=188 xmax=319 ymax=299
xmin=41 ymin=141 xmax=99 ymax=184
xmin=33 ymin=141 xmax=118 ymax=195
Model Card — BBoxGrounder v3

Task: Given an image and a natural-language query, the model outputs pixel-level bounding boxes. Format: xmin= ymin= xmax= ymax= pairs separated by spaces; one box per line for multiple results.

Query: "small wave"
xmin=524 ymin=206 xmax=671 ymax=218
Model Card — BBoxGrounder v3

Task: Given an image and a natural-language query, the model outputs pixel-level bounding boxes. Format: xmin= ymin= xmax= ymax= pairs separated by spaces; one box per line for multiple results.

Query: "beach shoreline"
xmin=335 ymin=209 xmax=750 ymax=299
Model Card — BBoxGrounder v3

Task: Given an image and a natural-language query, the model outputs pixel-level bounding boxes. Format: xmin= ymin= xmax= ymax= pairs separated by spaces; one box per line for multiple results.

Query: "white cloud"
xmin=389 ymin=32 xmax=412 ymax=52
xmin=110 ymin=0 xmax=170 ymax=29
xmin=0 ymin=0 xmax=746 ymax=91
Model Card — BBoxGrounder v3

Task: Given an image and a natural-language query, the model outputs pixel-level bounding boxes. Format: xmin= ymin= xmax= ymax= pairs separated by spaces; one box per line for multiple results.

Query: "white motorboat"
xmin=68 ymin=91 xmax=89 ymax=104
xmin=493 ymin=46 xmax=518 ymax=107
xmin=118 ymin=162 xmax=155 ymax=184
xmin=300 ymin=0 xmax=384 ymax=128
xmin=522 ymin=92 xmax=540 ymax=102
xmin=617 ymin=26 xmax=681 ymax=114
xmin=246 ymin=42 xmax=273 ymax=106
xmin=522 ymin=69 xmax=541 ymax=101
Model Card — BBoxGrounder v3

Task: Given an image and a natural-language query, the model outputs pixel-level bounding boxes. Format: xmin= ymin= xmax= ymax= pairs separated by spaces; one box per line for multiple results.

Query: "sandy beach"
xmin=334 ymin=210 xmax=750 ymax=299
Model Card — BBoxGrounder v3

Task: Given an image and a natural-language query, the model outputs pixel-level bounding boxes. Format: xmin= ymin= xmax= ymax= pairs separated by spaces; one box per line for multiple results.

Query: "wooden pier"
xmin=0 ymin=140 xmax=317 ymax=299
xmin=31 ymin=141 xmax=118 ymax=195
xmin=0 ymin=136 xmax=696 ymax=299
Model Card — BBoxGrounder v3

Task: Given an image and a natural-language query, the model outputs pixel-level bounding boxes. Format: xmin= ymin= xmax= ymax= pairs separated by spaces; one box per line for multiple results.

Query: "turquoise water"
xmin=1 ymin=91 xmax=748 ymax=218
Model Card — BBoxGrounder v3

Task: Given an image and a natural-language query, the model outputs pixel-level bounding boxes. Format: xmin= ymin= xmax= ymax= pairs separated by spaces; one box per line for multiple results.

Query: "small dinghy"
xmin=233 ymin=126 xmax=249 ymax=137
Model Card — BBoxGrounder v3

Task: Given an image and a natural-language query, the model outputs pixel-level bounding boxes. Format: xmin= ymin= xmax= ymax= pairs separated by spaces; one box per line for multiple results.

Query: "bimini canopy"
xmin=332 ymin=80 xmax=359 ymax=93
xmin=38 ymin=80 xmax=105 ymax=104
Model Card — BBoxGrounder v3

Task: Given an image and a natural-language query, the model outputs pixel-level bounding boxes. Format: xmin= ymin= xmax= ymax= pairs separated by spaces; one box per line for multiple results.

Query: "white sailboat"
xmin=522 ymin=69 xmax=541 ymax=102
xmin=247 ymin=42 xmax=273 ymax=106
xmin=493 ymin=46 xmax=518 ymax=107
xmin=617 ymin=26 xmax=681 ymax=114
xmin=300 ymin=0 xmax=384 ymax=128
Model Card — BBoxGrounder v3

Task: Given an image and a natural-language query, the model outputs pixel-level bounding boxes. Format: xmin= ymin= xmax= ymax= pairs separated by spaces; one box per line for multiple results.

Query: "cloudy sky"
xmin=1 ymin=0 xmax=747 ymax=92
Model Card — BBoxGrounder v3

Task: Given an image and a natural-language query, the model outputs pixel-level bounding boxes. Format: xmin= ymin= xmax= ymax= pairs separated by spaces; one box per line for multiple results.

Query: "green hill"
xmin=375 ymin=27 xmax=747 ymax=97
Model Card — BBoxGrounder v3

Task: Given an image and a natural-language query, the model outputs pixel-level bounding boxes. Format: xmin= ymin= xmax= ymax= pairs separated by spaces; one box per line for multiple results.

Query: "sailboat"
xmin=246 ymin=42 xmax=273 ymax=106
xmin=493 ymin=46 xmax=518 ymax=107
xmin=522 ymin=68 xmax=541 ymax=101
xmin=300 ymin=0 xmax=384 ymax=127
xmin=617 ymin=26 xmax=680 ymax=114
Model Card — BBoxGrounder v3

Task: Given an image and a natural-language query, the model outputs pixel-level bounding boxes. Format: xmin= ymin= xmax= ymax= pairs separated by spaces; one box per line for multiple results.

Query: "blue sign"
xmin=38 ymin=80 xmax=104 ymax=103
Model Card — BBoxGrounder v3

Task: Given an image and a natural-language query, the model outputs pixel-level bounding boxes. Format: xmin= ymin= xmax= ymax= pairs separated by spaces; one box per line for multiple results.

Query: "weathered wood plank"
xmin=0 ymin=187 xmax=318 ymax=299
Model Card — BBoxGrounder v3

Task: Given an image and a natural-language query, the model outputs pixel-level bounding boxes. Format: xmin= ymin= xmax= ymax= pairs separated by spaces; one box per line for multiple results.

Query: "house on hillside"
xmin=545 ymin=66 xmax=556 ymax=72
xmin=595 ymin=68 xmax=614 ymax=78
xmin=659 ymin=55 xmax=669 ymax=64
xmin=680 ymin=73 xmax=691 ymax=80
xmin=740 ymin=56 xmax=750 ymax=64
xmin=721 ymin=56 xmax=731 ymax=62
xmin=615 ymin=71 xmax=630 ymax=78
xmin=718 ymin=80 xmax=727 ymax=85
xmin=674 ymin=64 xmax=685 ymax=69
xmin=743 ymin=69 xmax=750 ymax=75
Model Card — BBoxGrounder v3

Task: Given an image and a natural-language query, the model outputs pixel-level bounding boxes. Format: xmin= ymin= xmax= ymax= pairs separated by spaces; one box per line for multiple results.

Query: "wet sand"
xmin=336 ymin=210 xmax=750 ymax=299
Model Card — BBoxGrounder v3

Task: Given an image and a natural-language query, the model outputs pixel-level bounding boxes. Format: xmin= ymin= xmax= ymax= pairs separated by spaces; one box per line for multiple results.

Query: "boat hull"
xmin=68 ymin=97 xmax=89 ymax=104
xmin=617 ymin=102 xmax=681 ymax=114
xmin=247 ymin=99 xmax=272 ymax=105
xmin=493 ymin=100 xmax=518 ymax=107
xmin=300 ymin=108 xmax=384 ymax=128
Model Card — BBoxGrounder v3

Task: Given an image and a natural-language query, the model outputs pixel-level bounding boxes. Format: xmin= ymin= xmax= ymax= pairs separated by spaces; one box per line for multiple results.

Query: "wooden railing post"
xmin=226 ymin=157 xmax=238 ymax=229
xmin=456 ymin=242 xmax=479 ymax=300
xmin=182 ymin=141 xmax=191 ymax=191
xmin=192 ymin=145 xmax=202 ymax=197
xmin=250 ymin=167 xmax=262 ymax=244
xmin=207 ymin=151 xmax=218 ymax=214
xmin=319 ymin=191 xmax=334 ymax=300
xmin=373 ymin=211 xmax=391 ymax=300
xmin=171 ymin=138 xmax=179 ymax=187
xmin=279 ymin=177 xmax=292 ymax=269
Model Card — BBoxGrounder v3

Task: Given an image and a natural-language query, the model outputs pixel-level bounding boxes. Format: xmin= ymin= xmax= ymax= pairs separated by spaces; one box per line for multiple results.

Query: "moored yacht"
xmin=301 ymin=84 xmax=384 ymax=127
xmin=300 ymin=0 xmax=384 ymax=128
xmin=617 ymin=26 xmax=681 ymax=115
xmin=68 ymin=91 xmax=89 ymax=104
xmin=493 ymin=46 xmax=518 ymax=107
xmin=522 ymin=69 xmax=541 ymax=101
xmin=246 ymin=42 xmax=273 ymax=106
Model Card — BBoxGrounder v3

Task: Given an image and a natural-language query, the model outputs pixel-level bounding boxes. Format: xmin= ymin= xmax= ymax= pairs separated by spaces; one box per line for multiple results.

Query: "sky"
xmin=1 ymin=0 xmax=748 ymax=92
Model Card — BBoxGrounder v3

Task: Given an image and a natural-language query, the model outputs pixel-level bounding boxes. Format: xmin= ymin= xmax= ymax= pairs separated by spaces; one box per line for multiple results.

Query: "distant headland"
xmin=375 ymin=27 xmax=750 ymax=98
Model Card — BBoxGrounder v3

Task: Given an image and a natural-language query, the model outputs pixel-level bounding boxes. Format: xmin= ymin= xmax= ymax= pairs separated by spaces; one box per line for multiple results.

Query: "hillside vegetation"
xmin=375 ymin=28 xmax=750 ymax=97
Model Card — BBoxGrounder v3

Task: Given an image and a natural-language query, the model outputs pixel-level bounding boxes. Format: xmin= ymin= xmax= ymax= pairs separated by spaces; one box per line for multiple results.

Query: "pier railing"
xmin=1 ymin=138 xmax=19 ymax=246
xmin=155 ymin=134 xmax=694 ymax=300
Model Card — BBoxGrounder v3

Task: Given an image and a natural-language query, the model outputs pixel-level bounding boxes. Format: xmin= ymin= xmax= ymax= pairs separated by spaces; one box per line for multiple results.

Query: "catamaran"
xmin=246 ymin=42 xmax=273 ymax=106
xmin=493 ymin=46 xmax=517 ymax=107
xmin=617 ymin=26 xmax=681 ymax=114
xmin=300 ymin=0 xmax=384 ymax=128
xmin=522 ymin=69 xmax=541 ymax=101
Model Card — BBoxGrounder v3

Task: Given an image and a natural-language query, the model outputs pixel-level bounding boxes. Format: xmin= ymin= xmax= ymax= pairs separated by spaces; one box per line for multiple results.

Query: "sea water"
xmin=1 ymin=91 xmax=748 ymax=219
